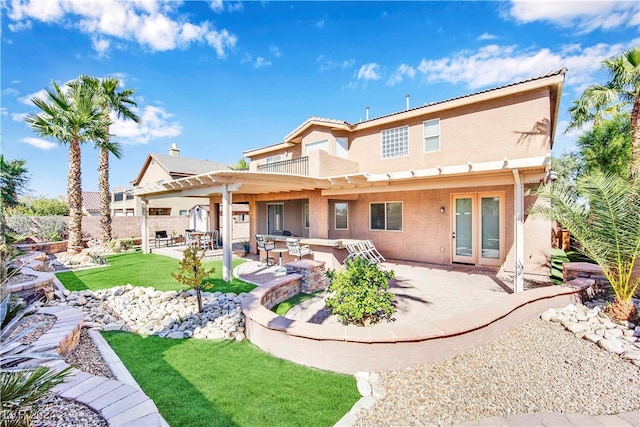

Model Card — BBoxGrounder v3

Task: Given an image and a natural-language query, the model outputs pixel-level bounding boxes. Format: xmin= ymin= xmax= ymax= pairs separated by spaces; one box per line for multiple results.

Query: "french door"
xmin=452 ymin=192 xmax=503 ymax=266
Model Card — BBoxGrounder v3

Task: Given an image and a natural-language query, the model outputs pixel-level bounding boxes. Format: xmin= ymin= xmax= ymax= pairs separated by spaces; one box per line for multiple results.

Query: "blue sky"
xmin=1 ymin=0 xmax=639 ymax=198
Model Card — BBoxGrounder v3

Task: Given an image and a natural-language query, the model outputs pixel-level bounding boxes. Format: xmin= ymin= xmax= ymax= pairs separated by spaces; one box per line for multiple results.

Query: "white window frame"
xmin=303 ymin=203 xmax=309 ymax=229
xmin=423 ymin=119 xmax=440 ymax=153
xmin=381 ymin=126 xmax=409 ymax=159
xmin=335 ymin=137 xmax=348 ymax=159
xmin=265 ymin=155 xmax=282 ymax=164
xmin=304 ymin=139 xmax=329 ymax=156
xmin=334 ymin=202 xmax=348 ymax=230
xmin=369 ymin=201 xmax=403 ymax=231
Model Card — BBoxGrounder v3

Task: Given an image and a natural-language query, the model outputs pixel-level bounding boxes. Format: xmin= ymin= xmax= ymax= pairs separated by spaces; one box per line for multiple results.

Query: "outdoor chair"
xmin=256 ymin=234 xmax=276 ymax=266
xmin=365 ymin=240 xmax=386 ymax=262
xmin=343 ymin=243 xmax=359 ymax=264
xmin=185 ymin=229 xmax=195 ymax=246
xmin=199 ymin=232 xmax=213 ymax=250
xmin=286 ymin=238 xmax=313 ymax=260
xmin=211 ymin=229 xmax=220 ymax=249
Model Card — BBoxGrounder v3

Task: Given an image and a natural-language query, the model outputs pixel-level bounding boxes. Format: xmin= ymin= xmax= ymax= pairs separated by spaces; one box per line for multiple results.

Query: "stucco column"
xmin=248 ymin=198 xmax=257 ymax=253
xmin=513 ymin=169 xmax=524 ymax=293
xmin=222 ymin=185 xmax=233 ymax=282
xmin=308 ymin=191 xmax=329 ymax=239
xmin=140 ymin=197 xmax=150 ymax=254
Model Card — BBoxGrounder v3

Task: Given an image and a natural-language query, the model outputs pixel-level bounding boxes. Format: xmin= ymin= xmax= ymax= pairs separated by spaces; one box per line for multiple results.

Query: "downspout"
xmin=141 ymin=197 xmax=150 ymax=254
xmin=512 ymin=169 xmax=524 ymax=293
xmin=222 ymin=185 xmax=233 ymax=282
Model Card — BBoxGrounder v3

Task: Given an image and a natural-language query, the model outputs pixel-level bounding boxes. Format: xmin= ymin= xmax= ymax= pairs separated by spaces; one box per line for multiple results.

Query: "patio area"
xmin=236 ymin=258 xmax=592 ymax=374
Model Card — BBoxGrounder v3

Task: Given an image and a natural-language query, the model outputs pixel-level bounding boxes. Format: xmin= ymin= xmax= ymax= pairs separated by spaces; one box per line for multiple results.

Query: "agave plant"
xmin=530 ymin=171 xmax=640 ymax=322
xmin=0 ymin=294 xmax=71 ymax=426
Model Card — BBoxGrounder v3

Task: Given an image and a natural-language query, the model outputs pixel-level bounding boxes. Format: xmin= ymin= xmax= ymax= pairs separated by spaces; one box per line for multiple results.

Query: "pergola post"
xmin=140 ymin=197 xmax=150 ymax=254
xmin=512 ymin=169 xmax=524 ymax=293
xmin=222 ymin=185 xmax=233 ymax=282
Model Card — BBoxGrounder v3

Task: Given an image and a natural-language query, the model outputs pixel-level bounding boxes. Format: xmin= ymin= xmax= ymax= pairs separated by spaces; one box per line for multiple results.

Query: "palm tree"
xmin=530 ymin=172 xmax=640 ymax=322
xmin=228 ymin=158 xmax=249 ymax=170
xmin=567 ymin=46 xmax=640 ymax=177
xmin=26 ymin=80 xmax=109 ymax=254
xmin=80 ymin=75 xmax=139 ymax=245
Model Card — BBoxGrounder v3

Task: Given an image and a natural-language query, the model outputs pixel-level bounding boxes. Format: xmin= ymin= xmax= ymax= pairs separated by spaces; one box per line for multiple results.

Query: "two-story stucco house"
xmin=134 ymin=69 xmax=566 ymax=286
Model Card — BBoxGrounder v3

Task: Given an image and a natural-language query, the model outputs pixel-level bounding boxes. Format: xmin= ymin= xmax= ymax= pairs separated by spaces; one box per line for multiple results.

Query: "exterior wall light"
xmin=440 ymin=207 xmax=445 ymax=213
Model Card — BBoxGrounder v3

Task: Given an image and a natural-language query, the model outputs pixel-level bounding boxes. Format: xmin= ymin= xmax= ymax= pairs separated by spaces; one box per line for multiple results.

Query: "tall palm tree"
xmin=26 ymin=80 xmax=109 ymax=254
xmin=80 ymin=75 xmax=139 ymax=245
xmin=530 ymin=172 xmax=640 ymax=322
xmin=567 ymin=46 xmax=640 ymax=177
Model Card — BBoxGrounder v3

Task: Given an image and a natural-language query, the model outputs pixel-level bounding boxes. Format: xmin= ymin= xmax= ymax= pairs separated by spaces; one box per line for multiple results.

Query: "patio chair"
xmin=358 ymin=240 xmax=385 ymax=263
xmin=286 ymin=238 xmax=313 ymax=260
xmin=200 ymin=232 xmax=213 ymax=250
xmin=211 ymin=229 xmax=220 ymax=249
xmin=154 ymin=230 xmax=172 ymax=248
xmin=365 ymin=240 xmax=386 ymax=262
xmin=343 ymin=243 xmax=359 ymax=264
xmin=256 ymin=234 xmax=276 ymax=266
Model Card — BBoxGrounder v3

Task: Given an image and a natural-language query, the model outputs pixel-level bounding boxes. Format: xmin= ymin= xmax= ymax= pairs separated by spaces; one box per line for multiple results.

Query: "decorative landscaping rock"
xmin=540 ymin=299 xmax=640 ymax=367
xmin=47 ymin=284 xmax=247 ymax=341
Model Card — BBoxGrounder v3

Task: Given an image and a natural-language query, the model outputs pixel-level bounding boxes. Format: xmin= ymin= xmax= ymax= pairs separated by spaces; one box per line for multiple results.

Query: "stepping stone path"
xmin=541 ymin=299 xmax=640 ymax=367
xmin=48 ymin=284 xmax=248 ymax=341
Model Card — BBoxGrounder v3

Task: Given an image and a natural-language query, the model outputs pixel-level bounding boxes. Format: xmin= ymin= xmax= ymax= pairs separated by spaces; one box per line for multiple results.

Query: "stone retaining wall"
xmin=260 ymin=274 xmax=303 ymax=310
xmin=5 ymin=252 xmax=57 ymax=301
xmin=286 ymin=259 xmax=327 ymax=293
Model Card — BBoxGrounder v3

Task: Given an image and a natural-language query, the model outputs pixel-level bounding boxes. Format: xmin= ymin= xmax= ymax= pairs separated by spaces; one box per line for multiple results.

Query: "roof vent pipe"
xmin=365 ymin=106 xmax=369 ymax=121
xmin=406 ymin=94 xmax=410 ymax=111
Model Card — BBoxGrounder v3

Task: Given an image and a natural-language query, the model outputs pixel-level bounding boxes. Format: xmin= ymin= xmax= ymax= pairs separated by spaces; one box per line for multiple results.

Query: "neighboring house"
xmin=133 ymin=69 xmax=566 ymax=286
xmin=81 ymin=191 xmax=101 ymax=216
xmin=112 ymin=143 xmax=230 ymax=216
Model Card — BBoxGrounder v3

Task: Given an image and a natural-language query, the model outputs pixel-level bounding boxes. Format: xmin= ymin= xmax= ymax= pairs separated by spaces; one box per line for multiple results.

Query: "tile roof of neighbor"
xmin=82 ymin=191 xmax=101 ymax=212
xmin=150 ymin=153 xmax=231 ymax=176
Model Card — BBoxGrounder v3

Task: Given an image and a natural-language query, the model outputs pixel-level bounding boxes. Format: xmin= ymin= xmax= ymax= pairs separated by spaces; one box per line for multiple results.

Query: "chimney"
xmin=365 ymin=106 xmax=369 ymax=121
xmin=168 ymin=143 xmax=180 ymax=157
xmin=406 ymin=94 xmax=410 ymax=111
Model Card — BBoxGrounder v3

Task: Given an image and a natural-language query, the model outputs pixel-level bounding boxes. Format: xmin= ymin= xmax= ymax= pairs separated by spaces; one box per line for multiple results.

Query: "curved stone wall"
xmin=241 ymin=278 xmax=593 ymax=374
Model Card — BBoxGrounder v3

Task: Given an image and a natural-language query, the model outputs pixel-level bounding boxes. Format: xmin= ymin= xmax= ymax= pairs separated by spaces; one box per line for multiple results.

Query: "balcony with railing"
xmin=257 ymin=156 xmax=309 ymax=175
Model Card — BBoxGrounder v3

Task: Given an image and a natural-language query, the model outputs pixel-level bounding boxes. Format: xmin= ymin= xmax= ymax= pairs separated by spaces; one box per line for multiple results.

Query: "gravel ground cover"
xmin=356 ymin=319 xmax=640 ymax=426
xmin=9 ymin=313 xmax=111 ymax=426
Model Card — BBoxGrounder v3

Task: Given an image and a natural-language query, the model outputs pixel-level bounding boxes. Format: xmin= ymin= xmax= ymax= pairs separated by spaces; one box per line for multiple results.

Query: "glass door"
xmin=453 ymin=196 xmax=474 ymax=263
xmin=452 ymin=193 xmax=503 ymax=266
xmin=267 ymin=204 xmax=283 ymax=235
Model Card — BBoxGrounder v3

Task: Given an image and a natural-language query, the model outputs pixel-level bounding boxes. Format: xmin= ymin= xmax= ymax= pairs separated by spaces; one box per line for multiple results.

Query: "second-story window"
xmin=266 ymin=155 xmax=282 ymax=164
xmin=424 ymin=119 xmax=440 ymax=152
xmin=304 ymin=139 xmax=328 ymax=155
xmin=381 ymin=126 xmax=408 ymax=159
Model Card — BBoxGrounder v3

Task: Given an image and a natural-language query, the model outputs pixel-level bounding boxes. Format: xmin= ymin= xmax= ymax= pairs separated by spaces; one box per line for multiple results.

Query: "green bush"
xmin=5 ymin=215 xmax=67 ymax=242
xmin=325 ymin=258 xmax=395 ymax=326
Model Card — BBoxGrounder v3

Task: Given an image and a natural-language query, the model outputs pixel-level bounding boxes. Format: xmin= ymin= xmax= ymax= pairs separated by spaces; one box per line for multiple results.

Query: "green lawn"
xmin=56 ymin=252 xmax=256 ymax=294
xmin=272 ymin=291 xmax=322 ymax=316
xmin=102 ymin=332 xmax=360 ymax=427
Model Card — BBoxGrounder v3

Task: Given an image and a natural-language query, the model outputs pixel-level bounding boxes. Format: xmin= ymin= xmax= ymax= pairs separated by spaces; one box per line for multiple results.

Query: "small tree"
xmin=326 ymin=258 xmax=395 ymax=326
xmin=172 ymin=246 xmax=215 ymax=312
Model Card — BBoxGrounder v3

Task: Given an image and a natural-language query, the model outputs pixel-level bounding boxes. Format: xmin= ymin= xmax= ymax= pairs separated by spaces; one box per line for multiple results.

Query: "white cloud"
xmin=357 ymin=63 xmax=381 ymax=81
xmin=22 ymin=137 xmax=57 ymax=150
xmin=6 ymin=0 xmax=238 ymax=57
xmin=416 ymin=39 xmax=640 ymax=93
xmin=387 ymin=64 xmax=416 ymax=86
xmin=11 ymin=112 xmax=28 ymax=122
xmin=1 ymin=108 xmax=7 ymax=116
xmin=477 ymin=32 xmax=497 ymax=41
xmin=110 ymin=105 xmax=182 ymax=145
xmin=253 ymin=57 xmax=271 ymax=68
xmin=91 ymin=36 xmax=110 ymax=58
xmin=316 ymin=19 xmax=325 ymax=29
xmin=270 ymin=44 xmax=282 ymax=58
xmin=209 ymin=0 xmax=224 ymax=13
xmin=2 ymin=88 xmax=20 ymax=97
xmin=317 ymin=55 xmax=354 ymax=72
xmin=506 ymin=0 xmax=639 ymax=33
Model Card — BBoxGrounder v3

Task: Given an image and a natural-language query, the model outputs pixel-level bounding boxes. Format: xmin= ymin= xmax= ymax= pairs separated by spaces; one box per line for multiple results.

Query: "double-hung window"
xmin=381 ymin=126 xmax=408 ymax=158
xmin=370 ymin=202 xmax=403 ymax=231
xmin=423 ymin=119 xmax=440 ymax=152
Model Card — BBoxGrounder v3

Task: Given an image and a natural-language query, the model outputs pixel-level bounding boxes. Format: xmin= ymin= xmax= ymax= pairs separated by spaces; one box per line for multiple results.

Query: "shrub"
xmin=5 ymin=215 xmax=67 ymax=242
xmin=325 ymin=258 xmax=395 ymax=326
xmin=108 ymin=238 xmax=134 ymax=253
